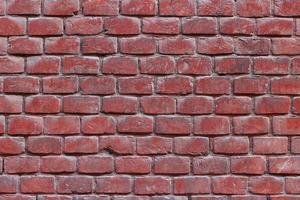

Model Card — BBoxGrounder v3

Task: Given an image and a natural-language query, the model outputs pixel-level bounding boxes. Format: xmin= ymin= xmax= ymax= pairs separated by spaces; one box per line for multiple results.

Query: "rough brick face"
xmin=0 ymin=0 xmax=299 ymax=199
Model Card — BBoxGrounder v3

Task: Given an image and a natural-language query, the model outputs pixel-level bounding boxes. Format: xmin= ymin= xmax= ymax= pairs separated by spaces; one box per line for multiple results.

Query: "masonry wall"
xmin=0 ymin=0 xmax=300 ymax=199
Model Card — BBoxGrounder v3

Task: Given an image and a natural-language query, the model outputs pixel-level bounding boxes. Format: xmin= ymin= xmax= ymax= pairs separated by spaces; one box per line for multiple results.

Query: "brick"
xmin=41 ymin=156 xmax=76 ymax=173
xmin=292 ymin=58 xmax=300 ymax=74
xmin=294 ymin=97 xmax=300 ymax=113
xmin=231 ymin=156 xmax=266 ymax=175
xmin=235 ymin=38 xmax=270 ymax=55
xmin=121 ymin=0 xmax=156 ymax=16
xmin=196 ymin=77 xmax=231 ymax=95
xmin=215 ymin=57 xmax=251 ymax=74
xmin=0 ymin=176 xmax=18 ymax=193
xmin=0 ymin=56 xmax=24 ymax=73
xmin=193 ymin=156 xmax=229 ymax=175
xmin=237 ymin=0 xmax=270 ymax=17
xmin=27 ymin=136 xmax=62 ymax=155
xmin=272 ymin=77 xmax=300 ymax=94
xmin=213 ymin=136 xmax=249 ymax=154
xmin=257 ymin=18 xmax=293 ymax=36
xmin=63 ymin=56 xmax=99 ymax=74
xmin=194 ymin=116 xmax=230 ymax=135
xmin=286 ymin=177 xmax=300 ymax=194
xmin=174 ymin=137 xmax=209 ymax=155
xmin=45 ymin=37 xmax=80 ymax=54
xmin=291 ymin=137 xmax=300 ymax=153
xmin=273 ymin=117 xmax=300 ymax=135
xmin=44 ymin=0 xmax=79 ymax=16
xmin=198 ymin=0 xmax=234 ymax=16
xmin=64 ymin=136 xmax=98 ymax=154
xmin=269 ymin=156 xmax=300 ymax=174
xmin=177 ymin=96 xmax=213 ymax=115
xmin=159 ymin=0 xmax=196 ymax=16
xmin=249 ymin=176 xmax=283 ymax=194
xmin=102 ymin=96 xmax=138 ymax=114
xmin=65 ymin=17 xmax=103 ymax=35
xmin=154 ymin=156 xmax=190 ymax=174
xmin=8 ymin=37 xmax=43 ymax=55
xmin=255 ymin=96 xmax=291 ymax=114
xmin=142 ymin=18 xmax=179 ymax=35
xmin=102 ymin=56 xmax=138 ymax=75
xmin=120 ymin=37 xmax=156 ymax=55
xmin=254 ymin=57 xmax=289 ymax=75
xmin=182 ymin=17 xmax=217 ymax=35
xmin=0 ymin=116 xmax=4 ymax=134
xmin=0 ymin=137 xmax=24 ymax=155
xmin=44 ymin=116 xmax=80 ymax=135
xmin=80 ymin=76 xmax=116 ymax=95
xmin=78 ymin=156 xmax=113 ymax=174
xmin=20 ymin=176 xmax=55 ymax=194
xmin=253 ymin=137 xmax=288 ymax=154
xmin=176 ymin=56 xmax=212 ymax=75
xmin=273 ymin=38 xmax=300 ymax=55
xmin=104 ymin=17 xmax=140 ymax=35
xmin=141 ymin=96 xmax=176 ymax=114
xmin=43 ymin=76 xmax=77 ymax=94
xmin=82 ymin=37 xmax=117 ymax=54
xmin=140 ymin=56 xmax=175 ymax=75
xmin=174 ymin=177 xmax=210 ymax=194
xmin=28 ymin=18 xmax=63 ymax=36
xmin=4 ymin=76 xmax=39 ymax=94
xmin=0 ymin=17 xmax=26 ymax=36
xmin=137 ymin=136 xmax=172 ymax=155
xmin=135 ymin=177 xmax=171 ymax=195
xmin=0 ymin=95 xmax=22 ymax=113
xmin=220 ymin=18 xmax=255 ymax=35
xmin=27 ymin=56 xmax=60 ymax=74
xmin=233 ymin=116 xmax=269 ymax=135
xmin=234 ymin=76 xmax=268 ymax=94
xmin=156 ymin=116 xmax=192 ymax=135
xmin=25 ymin=95 xmax=60 ymax=114
xmin=8 ymin=116 xmax=43 ymax=135
xmin=82 ymin=0 xmax=118 ymax=16
xmin=197 ymin=37 xmax=234 ymax=55
xmin=116 ymin=156 xmax=151 ymax=174
xmin=4 ymin=156 xmax=40 ymax=174
xmin=215 ymin=96 xmax=252 ymax=115
xmin=118 ymin=116 xmax=153 ymax=134
xmin=63 ymin=96 xmax=100 ymax=114
xmin=7 ymin=0 xmax=41 ymax=15
xmin=157 ymin=76 xmax=193 ymax=94
xmin=57 ymin=176 xmax=93 ymax=194
xmin=0 ymin=37 xmax=6 ymax=55
xmin=99 ymin=136 xmax=135 ymax=155
xmin=82 ymin=116 xmax=116 ymax=134
xmin=212 ymin=176 xmax=247 ymax=194
xmin=274 ymin=0 xmax=300 ymax=16
xmin=118 ymin=76 xmax=153 ymax=95
xmin=96 ymin=176 xmax=132 ymax=194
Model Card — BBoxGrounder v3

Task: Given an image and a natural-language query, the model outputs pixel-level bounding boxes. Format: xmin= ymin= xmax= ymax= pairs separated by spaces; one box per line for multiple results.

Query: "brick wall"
xmin=0 ymin=0 xmax=300 ymax=199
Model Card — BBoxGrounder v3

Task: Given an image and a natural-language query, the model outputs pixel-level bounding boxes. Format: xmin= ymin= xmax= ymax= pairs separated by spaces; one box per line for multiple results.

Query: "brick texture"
xmin=0 ymin=0 xmax=299 ymax=199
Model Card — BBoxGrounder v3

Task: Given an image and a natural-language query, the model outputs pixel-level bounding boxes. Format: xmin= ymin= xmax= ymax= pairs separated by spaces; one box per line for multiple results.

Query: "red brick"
xmin=249 ymin=176 xmax=283 ymax=194
xmin=215 ymin=96 xmax=252 ymax=115
xmin=254 ymin=57 xmax=289 ymax=75
xmin=196 ymin=77 xmax=231 ymax=95
xmin=4 ymin=76 xmax=39 ymax=94
xmin=286 ymin=177 xmax=300 ymax=194
xmin=64 ymin=136 xmax=98 ymax=154
xmin=195 ymin=116 xmax=230 ymax=136
xmin=43 ymin=76 xmax=77 ymax=94
xmin=159 ymin=0 xmax=196 ymax=16
xmin=212 ymin=176 xmax=247 ymax=194
xmin=96 ymin=176 xmax=132 ymax=194
xmin=294 ymin=97 xmax=300 ymax=113
xmin=234 ymin=76 xmax=268 ymax=94
xmin=273 ymin=38 xmax=300 ymax=55
xmin=27 ymin=56 xmax=60 ymax=74
xmin=0 ymin=56 xmax=24 ymax=73
xmin=120 ymin=37 xmax=156 ymax=55
xmin=174 ymin=177 xmax=210 ymax=194
xmin=135 ymin=177 xmax=171 ymax=195
xmin=233 ymin=116 xmax=269 ymax=135
xmin=8 ymin=37 xmax=43 ymax=55
xmin=78 ymin=156 xmax=113 ymax=174
xmin=0 ymin=137 xmax=24 ymax=155
xmin=156 ymin=116 xmax=192 ymax=135
xmin=231 ymin=156 xmax=266 ymax=175
xmin=253 ymin=137 xmax=288 ymax=154
xmin=20 ymin=177 xmax=55 ymax=194
xmin=103 ymin=56 xmax=138 ymax=75
xmin=197 ymin=37 xmax=234 ymax=55
xmin=237 ymin=0 xmax=270 ymax=17
xmin=116 ymin=156 xmax=151 ymax=174
xmin=142 ymin=18 xmax=179 ymax=35
xmin=193 ymin=156 xmax=229 ymax=175
xmin=102 ymin=96 xmax=138 ymax=114
xmin=292 ymin=58 xmax=300 ymax=74
xmin=44 ymin=0 xmax=79 ymax=16
xmin=269 ymin=156 xmax=300 ymax=175
xmin=291 ymin=137 xmax=300 ymax=153
xmin=8 ymin=116 xmax=43 ymax=136
xmin=198 ymin=0 xmax=234 ymax=16
xmin=57 ymin=176 xmax=93 ymax=194
xmin=99 ymin=136 xmax=135 ymax=155
xmin=157 ymin=76 xmax=193 ymax=94
xmin=80 ymin=76 xmax=115 ymax=95
xmin=255 ymin=96 xmax=291 ymax=114
xmin=213 ymin=136 xmax=249 ymax=154
xmin=118 ymin=76 xmax=153 ymax=95
xmin=257 ymin=18 xmax=293 ymax=36
xmin=25 ymin=95 xmax=60 ymax=114
xmin=272 ymin=77 xmax=300 ymax=94
xmin=44 ymin=116 xmax=80 ymax=135
xmin=177 ymin=96 xmax=213 ymax=115
xmin=141 ymin=96 xmax=176 ymax=114
xmin=39 ymin=196 xmax=72 ymax=200
xmin=215 ymin=57 xmax=250 ymax=74
xmin=121 ymin=0 xmax=156 ymax=16
xmin=220 ymin=18 xmax=255 ymax=35
xmin=137 ymin=136 xmax=172 ymax=155
xmin=273 ymin=117 xmax=300 ymax=135
xmin=0 ymin=37 xmax=6 ymax=55
xmin=4 ymin=156 xmax=39 ymax=174
xmin=0 ymin=95 xmax=22 ymax=113
xmin=176 ymin=56 xmax=212 ymax=75
xmin=118 ymin=116 xmax=153 ymax=134
xmin=45 ymin=37 xmax=80 ymax=54
xmin=28 ymin=18 xmax=63 ymax=36
xmin=63 ymin=56 xmax=99 ymax=74
xmin=174 ymin=137 xmax=209 ymax=155
xmin=7 ymin=0 xmax=41 ymax=15
xmin=0 ymin=195 xmax=36 ymax=200
xmin=140 ymin=56 xmax=175 ymax=75
xmin=235 ymin=38 xmax=270 ymax=55
xmin=65 ymin=17 xmax=103 ymax=35
xmin=27 ymin=136 xmax=62 ymax=155
xmin=0 ymin=176 xmax=18 ymax=193
xmin=274 ymin=0 xmax=300 ymax=16
xmin=82 ymin=37 xmax=117 ymax=54
xmin=104 ymin=17 xmax=140 ymax=35
xmin=41 ymin=156 xmax=76 ymax=173
xmin=0 ymin=17 xmax=26 ymax=36
xmin=63 ymin=96 xmax=100 ymax=114
xmin=0 ymin=116 xmax=4 ymax=134
xmin=182 ymin=17 xmax=216 ymax=35
xmin=154 ymin=156 xmax=190 ymax=174
xmin=82 ymin=116 xmax=116 ymax=135
xmin=82 ymin=0 xmax=118 ymax=16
